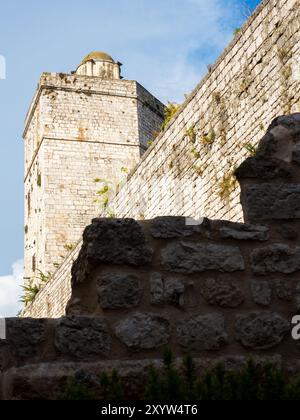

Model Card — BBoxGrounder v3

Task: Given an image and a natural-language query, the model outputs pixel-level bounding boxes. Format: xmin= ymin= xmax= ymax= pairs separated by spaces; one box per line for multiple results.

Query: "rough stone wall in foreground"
xmin=5 ymin=114 xmax=300 ymax=399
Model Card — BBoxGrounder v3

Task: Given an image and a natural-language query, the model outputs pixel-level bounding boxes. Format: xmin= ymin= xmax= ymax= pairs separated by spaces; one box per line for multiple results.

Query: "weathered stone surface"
xmin=296 ymin=283 xmax=300 ymax=311
xmin=274 ymin=280 xmax=293 ymax=302
xmin=72 ymin=219 xmax=153 ymax=284
xmin=235 ymin=312 xmax=290 ymax=350
xmin=5 ymin=318 xmax=46 ymax=359
xmin=250 ymin=280 xmax=272 ymax=306
xmin=245 ymin=185 xmax=300 ymax=221
xmin=97 ymin=273 xmax=142 ymax=309
xmin=55 ymin=316 xmax=111 ymax=357
xmin=254 ymin=131 xmax=278 ymax=158
xmin=268 ymin=113 xmax=300 ymax=131
xmin=150 ymin=273 xmax=164 ymax=305
xmin=220 ymin=222 xmax=269 ymax=241
xmin=115 ymin=313 xmax=170 ymax=350
xmin=161 ymin=242 xmax=245 ymax=273
xmin=66 ymin=297 xmax=85 ymax=316
xmin=201 ymin=278 xmax=244 ymax=308
xmin=277 ymin=224 xmax=298 ymax=240
xmin=292 ymin=146 xmax=300 ymax=165
xmin=235 ymin=157 xmax=292 ymax=180
xmin=164 ymin=277 xmax=185 ymax=306
xmin=251 ymin=245 xmax=300 ymax=275
xmin=177 ymin=314 xmax=228 ymax=351
xmin=150 ymin=216 xmax=210 ymax=238
xmin=150 ymin=274 xmax=185 ymax=306
xmin=256 ymin=115 xmax=300 ymax=159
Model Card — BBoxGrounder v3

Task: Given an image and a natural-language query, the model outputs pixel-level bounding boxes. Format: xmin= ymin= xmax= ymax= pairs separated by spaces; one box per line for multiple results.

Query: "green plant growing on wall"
xmin=234 ymin=28 xmax=241 ymax=36
xmin=186 ymin=126 xmax=196 ymax=142
xmin=35 ymin=269 xmax=51 ymax=284
xmin=212 ymin=91 xmax=221 ymax=105
xmin=161 ymin=102 xmax=181 ymax=131
xmin=244 ymin=142 xmax=257 ymax=156
xmin=93 ymin=178 xmax=115 ymax=217
xmin=281 ymin=64 xmax=292 ymax=81
xmin=218 ymin=170 xmax=238 ymax=201
xmin=193 ymin=165 xmax=204 ymax=176
xmin=37 ymin=173 xmax=42 ymax=187
xmin=201 ymin=129 xmax=216 ymax=146
xmin=191 ymin=147 xmax=201 ymax=160
xmin=21 ymin=270 xmax=50 ymax=306
xmin=63 ymin=243 xmax=75 ymax=253
xmin=21 ymin=280 xmax=41 ymax=306
xmin=277 ymin=47 xmax=291 ymax=64
xmin=24 ymin=225 xmax=28 ymax=235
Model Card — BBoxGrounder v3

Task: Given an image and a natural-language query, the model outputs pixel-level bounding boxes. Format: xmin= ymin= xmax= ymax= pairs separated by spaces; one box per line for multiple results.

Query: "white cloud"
xmin=0 ymin=260 xmax=23 ymax=317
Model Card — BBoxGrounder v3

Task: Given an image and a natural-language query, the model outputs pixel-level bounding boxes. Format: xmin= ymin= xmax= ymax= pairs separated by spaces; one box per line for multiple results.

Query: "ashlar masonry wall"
xmin=23 ymin=73 xmax=164 ymax=284
xmin=109 ymin=0 xmax=300 ymax=222
xmin=23 ymin=0 xmax=300 ymax=317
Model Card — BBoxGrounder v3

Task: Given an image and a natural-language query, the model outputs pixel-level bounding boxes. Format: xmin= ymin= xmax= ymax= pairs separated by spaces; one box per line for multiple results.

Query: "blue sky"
xmin=0 ymin=0 xmax=261 ymax=315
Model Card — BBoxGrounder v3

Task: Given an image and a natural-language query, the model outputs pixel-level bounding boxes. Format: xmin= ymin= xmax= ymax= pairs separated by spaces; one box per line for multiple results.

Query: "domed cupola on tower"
xmin=76 ymin=51 xmax=122 ymax=79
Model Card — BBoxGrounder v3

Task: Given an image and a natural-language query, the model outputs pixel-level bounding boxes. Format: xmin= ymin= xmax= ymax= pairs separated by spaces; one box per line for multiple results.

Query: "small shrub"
xmin=161 ymin=102 xmax=181 ymax=131
xmin=212 ymin=91 xmax=221 ymax=105
xmin=21 ymin=280 xmax=41 ymax=306
xmin=201 ymin=130 xmax=216 ymax=146
xmin=54 ymin=379 xmax=96 ymax=401
xmin=186 ymin=126 xmax=196 ymax=142
xmin=244 ymin=142 xmax=257 ymax=156
xmin=100 ymin=370 xmax=123 ymax=400
xmin=51 ymin=353 xmax=300 ymax=400
xmin=281 ymin=64 xmax=292 ymax=80
xmin=218 ymin=171 xmax=237 ymax=201
xmin=191 ymin=147 xmax=201 ymax=160
xmin=63 ymin=243 xmax=75 ymax=252
xmin=37 ymin=173 xmax=42 ymax=187
xmin=277 ymin=47 xmax=291 ymax=64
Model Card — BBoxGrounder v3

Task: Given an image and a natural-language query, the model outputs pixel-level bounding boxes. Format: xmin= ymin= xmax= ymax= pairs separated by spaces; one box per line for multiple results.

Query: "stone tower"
xmin=23 ymin=52 xmax=165 ymax=285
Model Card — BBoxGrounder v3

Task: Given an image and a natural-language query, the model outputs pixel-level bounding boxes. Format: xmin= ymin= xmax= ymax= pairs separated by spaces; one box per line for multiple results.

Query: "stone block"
xmin=161 ymin=242 xmax=245 ymax=273
xmin=115 ymin=312 xmax=170 ymax=350
xmin=177 ymin=314 xmax=228 ymax=351
xmin=201 ymin=278 xmax=244 ymax=308
xmin=97 ymin=273 xmax=142 ymax=309
xmin=250 ymin=279 xmax=272 ymax=306
xmin=55 ymin=316 xmax=111 ymax=357
xmin=236 ymin=312 xmax=290 ymax=350
xmin=245 ymin=185 xmax=300 ymax=221
xmin=251 ymin=244 xmax=300 ymax=275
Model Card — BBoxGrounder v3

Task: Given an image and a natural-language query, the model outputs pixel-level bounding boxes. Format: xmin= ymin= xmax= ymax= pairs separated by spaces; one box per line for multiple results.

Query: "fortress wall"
xmin=23 ymin=0 xmax=300 ymax=317
xmin=23 ymin=74 xmax=164 ymax=283
xmin=109 ymin=0 xmax=300 ymax=222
